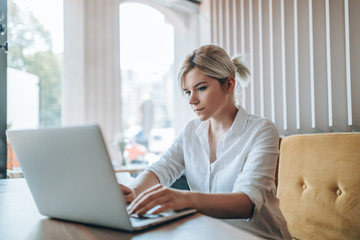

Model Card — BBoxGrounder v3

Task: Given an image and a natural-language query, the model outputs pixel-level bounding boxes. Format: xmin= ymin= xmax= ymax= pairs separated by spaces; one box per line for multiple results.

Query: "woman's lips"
xmin=194 ymin=108 xmax=205 ymax=113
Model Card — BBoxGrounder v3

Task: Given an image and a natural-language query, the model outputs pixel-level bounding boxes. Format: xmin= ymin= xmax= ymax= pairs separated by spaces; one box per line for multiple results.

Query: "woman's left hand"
xmin=128 ymin=184 xmax=192 ymax=216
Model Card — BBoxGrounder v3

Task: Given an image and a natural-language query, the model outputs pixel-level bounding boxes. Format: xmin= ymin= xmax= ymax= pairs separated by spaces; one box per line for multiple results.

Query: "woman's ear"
xmin=226 ymin=76 xmax=236 ymax=93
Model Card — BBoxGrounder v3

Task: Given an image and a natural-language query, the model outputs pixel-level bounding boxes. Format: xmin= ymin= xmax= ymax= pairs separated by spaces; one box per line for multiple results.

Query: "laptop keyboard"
xmin=129 ymin=210 xmax=178 ymax=223
xmin=130 ymin=213 xmax=163 ymax=221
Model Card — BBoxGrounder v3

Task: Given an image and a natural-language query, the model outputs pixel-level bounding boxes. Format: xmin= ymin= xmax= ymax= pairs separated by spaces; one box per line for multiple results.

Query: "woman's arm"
xmin=188 ymin=191 xmax=254 ymax=219
xmin=128 ymin=184 xmax=254 ymax=219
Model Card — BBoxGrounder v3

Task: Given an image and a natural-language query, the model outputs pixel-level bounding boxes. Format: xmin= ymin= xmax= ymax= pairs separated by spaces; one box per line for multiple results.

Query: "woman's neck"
xmin=207 ymin=104 xmax=238 ymax=164
xmin=209 ymin=104 xmax=238 ymax=134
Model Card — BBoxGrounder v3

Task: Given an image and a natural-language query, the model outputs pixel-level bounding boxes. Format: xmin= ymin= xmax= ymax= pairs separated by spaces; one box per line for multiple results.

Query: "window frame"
xmin=0 ymin=0 xmax=7 ymax=179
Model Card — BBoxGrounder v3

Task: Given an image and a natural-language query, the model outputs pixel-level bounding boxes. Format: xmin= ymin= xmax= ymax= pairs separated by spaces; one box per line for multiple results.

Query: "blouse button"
xmin=302 ymin=184 xmax=307 ymax=190
xmin=336 ymin=189 xmax=342 ymax=196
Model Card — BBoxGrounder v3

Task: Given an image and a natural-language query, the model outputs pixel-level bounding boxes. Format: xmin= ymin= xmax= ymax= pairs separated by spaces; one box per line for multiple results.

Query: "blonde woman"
xmin=122 ymin=45 xmax=291 ymax=239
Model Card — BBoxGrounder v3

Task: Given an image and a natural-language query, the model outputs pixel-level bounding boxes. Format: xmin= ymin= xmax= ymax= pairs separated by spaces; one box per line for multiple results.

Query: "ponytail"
xmin=232 ymin=56 xmax=250 ymax=88
xmin=231 ymin=56 xmax=250 ymax=107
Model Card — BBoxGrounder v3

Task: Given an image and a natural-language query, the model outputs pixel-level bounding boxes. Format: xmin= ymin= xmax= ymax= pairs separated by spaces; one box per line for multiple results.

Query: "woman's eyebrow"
xmin=194 ymin=81 xmax=207 ymax=88
xmin=183 ymin=81 xmax=207 ymax=91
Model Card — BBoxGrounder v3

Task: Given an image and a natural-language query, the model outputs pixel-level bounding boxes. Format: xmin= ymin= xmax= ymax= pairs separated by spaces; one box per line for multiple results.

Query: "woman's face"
xmin=182 ymin=68 xmax=232 ymax=121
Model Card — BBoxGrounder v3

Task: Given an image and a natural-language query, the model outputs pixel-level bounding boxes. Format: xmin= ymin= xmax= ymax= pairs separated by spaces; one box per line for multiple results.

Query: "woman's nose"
xmin=188 ymin=93 xmax=199 ymax=105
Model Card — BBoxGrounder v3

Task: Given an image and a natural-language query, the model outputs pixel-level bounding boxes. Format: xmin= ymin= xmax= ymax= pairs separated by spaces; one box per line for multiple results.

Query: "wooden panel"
xmin=349 ymin=0 xmax=360 ymax=129
xmin=252 ymin=0 xmax=261 ymax=116
xmin=329 ymin=0 xmax=348 ymax=131
xmin=273 ymin=0 xmax=286 ymax=133
xmin=284 ymin=0 xmax=298 ymax=133
xmin=243 ymin=0 xmax=252 ymax=112
xmin=313 ymin=0 xmax=330 ymax=132
xmin=298 ymin=0 xmax=312 ymax=132
xmin=262 ymin=0 xmax=272 ymax=120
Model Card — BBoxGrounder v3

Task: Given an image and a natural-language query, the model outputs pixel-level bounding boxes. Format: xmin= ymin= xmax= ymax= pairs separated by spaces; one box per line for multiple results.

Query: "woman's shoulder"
xmin=246 ymin=113 xmax=279 ymax=135
xmin=248 ymin=113 xmax=275 ymax=126
xmin=236 ymin=106 xmax=276 ymax=130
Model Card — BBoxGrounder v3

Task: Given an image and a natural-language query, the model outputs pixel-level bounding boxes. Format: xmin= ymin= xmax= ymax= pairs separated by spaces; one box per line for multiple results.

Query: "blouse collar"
xmin=195 ymin=106 xmax=249 ymax=137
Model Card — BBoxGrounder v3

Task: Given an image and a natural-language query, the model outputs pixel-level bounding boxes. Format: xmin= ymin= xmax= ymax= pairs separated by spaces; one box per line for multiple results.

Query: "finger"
xmin=119 ymin=184 xmax=135 ymax=203
xmin=139 ymin=188 xmax=188 ymax=214
xmin=134 ymin=195 xmax=171 ymax=215
xmin=128 ymin=184 xmax=163 ymax=211
xmin=149 ymin=202 xmax=172 ymax=215
xmin=124 ymin=194 xmax=134 ymax=203
xmin=129 ymin=188 xmax=164 ymax=213
xmin=129 ymin=186 xmax=167 ymax=214
xmin=148 ymin=189 xmax=186 ymax=214
xmin=120 ymin=184 xmax=132 ymax=194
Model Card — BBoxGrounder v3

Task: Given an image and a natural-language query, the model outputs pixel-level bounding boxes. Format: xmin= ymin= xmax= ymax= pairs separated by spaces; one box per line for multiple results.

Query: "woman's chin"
xmin=197 ymin=114 xmax=210 ymax=122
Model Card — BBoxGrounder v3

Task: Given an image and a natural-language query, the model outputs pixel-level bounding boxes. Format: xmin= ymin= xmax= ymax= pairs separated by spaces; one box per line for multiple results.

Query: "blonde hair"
xmin=178 ymin=44 xmax=250 ymax=107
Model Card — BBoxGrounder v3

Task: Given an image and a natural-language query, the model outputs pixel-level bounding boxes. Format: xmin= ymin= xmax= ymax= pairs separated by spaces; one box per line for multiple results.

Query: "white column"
xmin=63 ymin=0 xmax=122 ymax=162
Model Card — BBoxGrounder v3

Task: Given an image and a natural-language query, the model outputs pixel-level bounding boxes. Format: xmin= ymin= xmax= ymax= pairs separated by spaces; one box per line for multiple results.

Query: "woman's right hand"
xmin=120 ymin=184 xmax=136 ymax=203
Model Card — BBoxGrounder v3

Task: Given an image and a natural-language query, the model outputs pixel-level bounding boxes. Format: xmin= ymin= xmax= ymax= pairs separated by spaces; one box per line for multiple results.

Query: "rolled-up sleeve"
xmin=146 ymin=132 xmax=186 ymax=187
xmin=232 ymin=120 xmax=279 ymax=220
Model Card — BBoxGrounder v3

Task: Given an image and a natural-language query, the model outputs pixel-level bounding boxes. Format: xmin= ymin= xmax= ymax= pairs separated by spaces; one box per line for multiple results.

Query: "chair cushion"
xmin=277 ymin=133 xmax=360 ymax=240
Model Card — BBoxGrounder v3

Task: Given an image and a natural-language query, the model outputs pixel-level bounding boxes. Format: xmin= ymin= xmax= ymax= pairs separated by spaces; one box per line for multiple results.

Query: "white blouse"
xmin=147 ymin=106 xmax=291 ymax=240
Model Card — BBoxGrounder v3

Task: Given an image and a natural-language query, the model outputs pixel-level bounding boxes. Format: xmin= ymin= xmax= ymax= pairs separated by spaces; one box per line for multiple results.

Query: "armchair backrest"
xmin=276 ymin=133 xmax=360 ymax=240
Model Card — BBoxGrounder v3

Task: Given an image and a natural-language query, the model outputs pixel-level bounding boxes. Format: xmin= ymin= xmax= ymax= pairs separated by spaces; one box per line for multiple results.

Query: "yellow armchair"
xmin=276 ymin=133 xmax=360 ymax=240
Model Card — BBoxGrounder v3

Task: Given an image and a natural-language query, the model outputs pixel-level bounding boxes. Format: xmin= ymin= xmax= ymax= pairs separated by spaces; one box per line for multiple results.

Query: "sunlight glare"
xmin=119 ymin=3 xmax=174 ymax=73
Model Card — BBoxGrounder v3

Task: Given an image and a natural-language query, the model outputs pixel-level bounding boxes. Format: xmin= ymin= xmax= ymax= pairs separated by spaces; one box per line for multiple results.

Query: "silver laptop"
xmin=6 ymin=124 xmax=196 ymax=231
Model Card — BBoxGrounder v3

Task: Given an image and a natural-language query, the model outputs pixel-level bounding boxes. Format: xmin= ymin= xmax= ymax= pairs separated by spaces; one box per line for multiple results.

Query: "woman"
xmin=121 ymin=45 xmax=291 ymax=239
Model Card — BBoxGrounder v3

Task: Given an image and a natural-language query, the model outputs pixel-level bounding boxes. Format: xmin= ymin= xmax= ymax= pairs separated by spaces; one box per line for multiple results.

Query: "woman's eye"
xmin=198 ymin=86 xmax=207 ymax=92
xmin=184 ymin=91 xmax=191 ymax=96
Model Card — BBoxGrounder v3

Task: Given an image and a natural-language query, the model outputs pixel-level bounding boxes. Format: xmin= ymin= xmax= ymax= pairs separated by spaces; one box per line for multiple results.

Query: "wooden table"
xmin=113 ymin=164 xmax=147 ymax=175
xmin=0 ymin=179 xmax=263 ymax=240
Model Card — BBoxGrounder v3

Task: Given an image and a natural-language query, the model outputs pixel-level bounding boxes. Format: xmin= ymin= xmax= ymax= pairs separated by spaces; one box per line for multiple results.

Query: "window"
xmin=6 ymin=0 xmax=63 ymax=176
xmin=119 ymin=3 xmax=175 ymax=165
